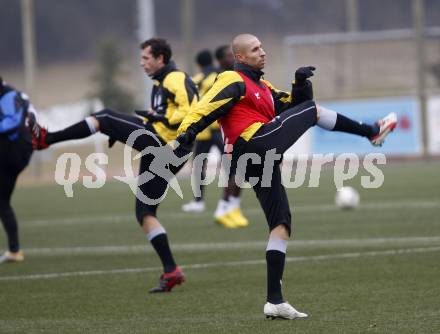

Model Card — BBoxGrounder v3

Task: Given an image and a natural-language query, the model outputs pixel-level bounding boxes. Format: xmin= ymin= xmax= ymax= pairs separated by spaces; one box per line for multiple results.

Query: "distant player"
xmin=182 ymin=46 xmax=249 ymax=229
xmin=33 ymin=39 xmax=198 ymax=293
xmin=182 ymin=50 xmax=223 ymax=213
xmin=0 ymin=77 xmax=37 ymax=263
xmin=176 ymin=34 xmax=397 ymax=319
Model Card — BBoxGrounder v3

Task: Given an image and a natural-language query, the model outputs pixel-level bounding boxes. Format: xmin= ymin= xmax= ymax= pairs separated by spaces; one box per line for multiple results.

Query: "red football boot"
xmin=149 ymin=266 xmax=186 ymax=293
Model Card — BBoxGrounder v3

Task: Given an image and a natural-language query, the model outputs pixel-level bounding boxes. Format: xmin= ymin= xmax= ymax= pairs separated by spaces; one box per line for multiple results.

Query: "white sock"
xmin=317 ymin=106 xmax=337 ymax=130
xmin=147 ymin=226 xmax=166 ymax=241
xmin=228 ymin=196 xmax=240 ymax=209
xmin=85 ymin=117 xmax=98 ymax=134
xmin=266 ymin=237 xmax=288 ymax=253
xmin=214 ymin=199 xmax=230 ymax=217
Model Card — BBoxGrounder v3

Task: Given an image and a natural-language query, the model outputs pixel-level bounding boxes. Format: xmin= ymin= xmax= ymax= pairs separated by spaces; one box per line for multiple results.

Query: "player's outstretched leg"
xmin=369 ymin=112 xmax=398 ymax=146
xmin=31 ymin=115 xmax=99 ymax=150
xmin=317 ymin=105 xmax=397 ymax=147
xmin=31 ymin=109 xmax=148 ymax=150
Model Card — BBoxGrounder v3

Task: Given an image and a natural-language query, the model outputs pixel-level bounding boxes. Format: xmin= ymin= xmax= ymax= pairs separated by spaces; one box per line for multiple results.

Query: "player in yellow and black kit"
xmin=181 ymin=50 xmax=223 ymax=213
xmin=182 ymin=47 xmax=250 ymax=229
xmin=32 ymin=38 xmax=198 ymax=293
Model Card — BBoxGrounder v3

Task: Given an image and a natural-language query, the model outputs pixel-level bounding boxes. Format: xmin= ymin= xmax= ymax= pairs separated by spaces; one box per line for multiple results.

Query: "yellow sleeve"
xmin=192 ymin=72 xmax=204 ymax=86
xmin=199 ymin=72 xmax=218 ymax=98
xmin=164 ymin=71 xmax=198 ymax=126
xmin=178 ymin=70 xmax=244 ymax=135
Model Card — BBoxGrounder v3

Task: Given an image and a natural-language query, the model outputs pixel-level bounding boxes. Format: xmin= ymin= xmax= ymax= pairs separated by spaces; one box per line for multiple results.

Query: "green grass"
xmin=1 ymin=160 xmax=440 ymax=333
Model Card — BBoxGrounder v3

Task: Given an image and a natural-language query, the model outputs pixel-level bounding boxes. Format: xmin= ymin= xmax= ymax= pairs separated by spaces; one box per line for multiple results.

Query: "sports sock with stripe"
xmin=318 ymin=106 xmax=379 ymax=137
xmin=148 ymin=227 xmax=177 ymax=273
xmin=45 ymin=118 xmax=95 ymax=145
xmin=266 ymin=237 xmax=288 ymax=304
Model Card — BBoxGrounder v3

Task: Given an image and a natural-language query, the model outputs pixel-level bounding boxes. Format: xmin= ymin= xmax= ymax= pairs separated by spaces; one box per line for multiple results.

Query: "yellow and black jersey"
xmin=192 ymin=66 xmax=220 ymax=141
xmin=193 ymin=69 xmax=218 ymax=99
xmin=148 ymin=61 xmax=198 ymax=143
xmin=178 ymin=62 xmax=295 ymax=142
xmin=192 ymin=72 xmax=205 ymax=87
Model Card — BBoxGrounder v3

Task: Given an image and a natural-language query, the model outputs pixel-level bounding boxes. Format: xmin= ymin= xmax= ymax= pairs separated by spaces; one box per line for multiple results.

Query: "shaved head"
xmin=231 ymin=33 xmax=266 ymax=70
xmin=232 ymin=34 xmax=258 ymax=54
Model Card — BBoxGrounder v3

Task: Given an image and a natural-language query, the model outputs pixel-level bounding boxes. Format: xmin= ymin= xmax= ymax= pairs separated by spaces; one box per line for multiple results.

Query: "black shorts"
xmin=232 ymin=101 xmax=317 ymax=235
xmin=93 ymin=109 xmax=190 ymax=223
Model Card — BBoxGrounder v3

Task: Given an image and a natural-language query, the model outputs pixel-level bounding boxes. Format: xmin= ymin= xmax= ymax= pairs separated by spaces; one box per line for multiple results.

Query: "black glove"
xmin=135 ymin=110 xmax=166 ymax=122
xmin=291 ymin=80 xmax=313 ymax=107
xmin=294 ymin=66 xmax=316 ymax=84
xmin=175 ymin=128 xmax=196 ymax=147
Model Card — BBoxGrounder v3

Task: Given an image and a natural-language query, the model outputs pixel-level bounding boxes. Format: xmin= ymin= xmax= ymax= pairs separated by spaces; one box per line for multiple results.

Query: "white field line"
xmin=21 ymin=200 xmax=440 ymax=227
xmin=1 ymin=246 xmax=439 ymax=282
xmin=21 ymin=236 xmax=440 ymax=256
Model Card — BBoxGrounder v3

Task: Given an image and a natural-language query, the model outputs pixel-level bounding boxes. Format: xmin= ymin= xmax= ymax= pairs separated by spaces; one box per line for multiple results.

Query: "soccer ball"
xmin=335 ymin=186 xmax=360 ymax=210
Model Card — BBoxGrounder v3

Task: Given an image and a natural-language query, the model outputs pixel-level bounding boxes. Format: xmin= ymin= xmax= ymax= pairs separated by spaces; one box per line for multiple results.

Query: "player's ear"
xmin=158 ymin=54 xmax=165 ymax=65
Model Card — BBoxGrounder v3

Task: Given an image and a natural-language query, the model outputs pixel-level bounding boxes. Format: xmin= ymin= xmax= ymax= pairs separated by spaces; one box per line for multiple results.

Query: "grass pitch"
xmin=1 ymin=160 xmax=440 ymax=333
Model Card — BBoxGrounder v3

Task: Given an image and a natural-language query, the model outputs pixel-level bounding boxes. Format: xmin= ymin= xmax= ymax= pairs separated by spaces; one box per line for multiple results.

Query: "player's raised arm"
xmin=261 ymin=79 xmax=292 ymax=114
xmin=262 ymin=66 xmax=316 ymax=115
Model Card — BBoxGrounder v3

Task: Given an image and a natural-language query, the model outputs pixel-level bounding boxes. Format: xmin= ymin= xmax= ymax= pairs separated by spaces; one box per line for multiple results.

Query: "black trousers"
xmin=0 ymin=135 xmax=33 ymax=252
xmin=192 ymin=129 xmax=223 ymax=200
xmin=93 ymin=109 xmax=190 ymax=223
xmin=232 ymin=101 xmax=317 ymax=235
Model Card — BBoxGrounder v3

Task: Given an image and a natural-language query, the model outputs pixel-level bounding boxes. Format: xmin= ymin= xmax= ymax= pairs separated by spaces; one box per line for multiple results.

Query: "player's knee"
xmin=85 ymin=116 xmax=100 ymax=132
xmin=90 ymin=108 xmax=117 ymax=132
xmin=270 ymin=221 xmax=291 ymax=239
xmin=279 ymin=211 xmax=292 ymax=234
xmin=316 ymin=104 xmax=321 ymax=121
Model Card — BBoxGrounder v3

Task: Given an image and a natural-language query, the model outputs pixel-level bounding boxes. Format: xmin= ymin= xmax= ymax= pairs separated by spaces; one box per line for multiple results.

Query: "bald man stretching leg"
xmin=177 ymin=34 xmax=397 ymax=319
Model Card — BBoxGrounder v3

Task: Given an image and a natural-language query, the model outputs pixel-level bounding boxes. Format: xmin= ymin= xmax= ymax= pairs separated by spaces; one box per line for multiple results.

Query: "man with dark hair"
xmin=0 ymin=77 xmax=37 ymax=263
xmin=33 ymin=38 xmax=198 ymax=293
xmin=195 ymin=50 xmax=213 ymax=70
xmin=140 ymin=38 xmax=172 ymax=64
xmin=177 ymin=34 xmax=396 ymax=319
xmin=215 ymin=45 xmax=235 ymax=71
